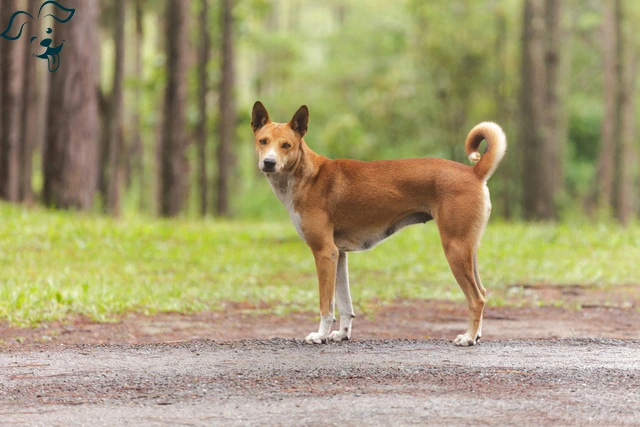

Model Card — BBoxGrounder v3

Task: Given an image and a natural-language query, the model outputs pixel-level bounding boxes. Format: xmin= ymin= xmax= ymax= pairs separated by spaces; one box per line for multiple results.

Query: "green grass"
xmin=0 ymin=203 xmax=639 ymax=325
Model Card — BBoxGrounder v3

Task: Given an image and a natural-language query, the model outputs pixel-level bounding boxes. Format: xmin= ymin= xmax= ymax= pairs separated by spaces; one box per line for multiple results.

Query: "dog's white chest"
xmin=289 ymin=211 xmax=304 ymax=242
xmin=268 ymin=176 xmax=306 ymax=242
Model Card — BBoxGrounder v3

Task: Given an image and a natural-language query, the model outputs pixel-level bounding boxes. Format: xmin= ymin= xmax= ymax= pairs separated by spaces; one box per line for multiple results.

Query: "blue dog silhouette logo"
xmin=0 ymin=1 xmax=75 ymax=72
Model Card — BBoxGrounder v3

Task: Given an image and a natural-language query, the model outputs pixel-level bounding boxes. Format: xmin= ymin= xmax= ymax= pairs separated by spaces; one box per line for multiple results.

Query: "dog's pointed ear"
xmin=289 ymin=105 xmax=309 ymax=137
xmin=0 ymin=11 xmax=35 ymax=40
xmin=251 ymin=101 xmax=271 ymax=133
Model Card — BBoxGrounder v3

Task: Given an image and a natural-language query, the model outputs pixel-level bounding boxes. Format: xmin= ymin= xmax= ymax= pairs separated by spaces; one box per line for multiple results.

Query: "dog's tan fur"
xmin=251 ymin=101 xmax=506 ymax=346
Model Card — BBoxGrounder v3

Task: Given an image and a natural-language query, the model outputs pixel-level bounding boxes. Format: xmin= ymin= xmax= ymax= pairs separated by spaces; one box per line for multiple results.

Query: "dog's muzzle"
xmin=261 ymin=158 xmax=276 ymax=173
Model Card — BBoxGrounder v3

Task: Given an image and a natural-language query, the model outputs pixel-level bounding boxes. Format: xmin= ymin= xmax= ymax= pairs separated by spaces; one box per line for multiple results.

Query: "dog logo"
xmin=0 ymin=1 xmax=75 ymax=72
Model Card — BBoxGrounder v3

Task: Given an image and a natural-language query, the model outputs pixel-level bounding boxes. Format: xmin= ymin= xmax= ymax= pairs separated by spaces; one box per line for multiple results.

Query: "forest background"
xmin=0 ymin=0 xmax=637 ymax=224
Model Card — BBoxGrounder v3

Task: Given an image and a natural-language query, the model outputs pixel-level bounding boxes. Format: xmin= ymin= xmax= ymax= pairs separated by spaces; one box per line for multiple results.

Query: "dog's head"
xmin=0 ymin=1 xmax=75 ymax=72
xmin=251 ymin=101 xmax=309 ymax=174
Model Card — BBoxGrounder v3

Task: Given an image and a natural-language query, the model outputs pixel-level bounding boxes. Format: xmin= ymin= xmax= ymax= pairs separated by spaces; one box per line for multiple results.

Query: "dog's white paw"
xmin=328 ymin=329 xmax=350 ymax=342
xmin=305 ymin=332 xmax=328 ymax=344
xmin=454 ymin=333 xmax=477 ymax=347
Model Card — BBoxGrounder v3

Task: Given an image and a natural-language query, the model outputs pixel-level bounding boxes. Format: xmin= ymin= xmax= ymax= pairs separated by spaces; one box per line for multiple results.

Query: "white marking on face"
xmin=259 ymin=148 xmax=279 ymax=171
xmin=264 ymin=148 xmax=276 ymax=161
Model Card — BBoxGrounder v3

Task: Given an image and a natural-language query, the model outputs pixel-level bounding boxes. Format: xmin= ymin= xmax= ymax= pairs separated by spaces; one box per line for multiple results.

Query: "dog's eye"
xmin=282 ymin=143 xmax=291 ymax=149
xmin=259 ymin=138 xmax=268 ymax=145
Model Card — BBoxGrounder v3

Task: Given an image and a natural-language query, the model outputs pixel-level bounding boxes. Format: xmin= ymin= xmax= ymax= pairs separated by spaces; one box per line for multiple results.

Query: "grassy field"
xmin=0 ymin=203 xmax=639 ymax=325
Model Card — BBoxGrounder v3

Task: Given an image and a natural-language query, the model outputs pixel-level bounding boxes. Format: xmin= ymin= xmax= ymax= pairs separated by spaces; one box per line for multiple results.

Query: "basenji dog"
xmin=251 ymin=101 xmax=506 ymax=346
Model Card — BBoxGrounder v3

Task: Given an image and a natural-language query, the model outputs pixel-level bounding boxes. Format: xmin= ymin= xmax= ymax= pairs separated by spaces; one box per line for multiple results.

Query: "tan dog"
xmin=251 ymin=101 xmax=506 ymax=346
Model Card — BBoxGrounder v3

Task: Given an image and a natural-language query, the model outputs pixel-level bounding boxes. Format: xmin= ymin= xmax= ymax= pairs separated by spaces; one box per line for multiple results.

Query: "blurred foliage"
xmin=107 ymin=0 xmax=638 ymax=220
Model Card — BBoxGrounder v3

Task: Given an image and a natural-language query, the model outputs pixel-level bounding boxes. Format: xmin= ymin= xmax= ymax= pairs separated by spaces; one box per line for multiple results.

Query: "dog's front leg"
xmin=305 ymin=244 xmax=339 ymax=344
xmin=328 ymin=252 xmax=355 ymax=342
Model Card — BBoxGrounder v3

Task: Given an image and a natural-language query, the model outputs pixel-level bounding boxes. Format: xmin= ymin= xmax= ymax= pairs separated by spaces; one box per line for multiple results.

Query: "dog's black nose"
xmin=262 ymin=159 xmax=276 ymax=171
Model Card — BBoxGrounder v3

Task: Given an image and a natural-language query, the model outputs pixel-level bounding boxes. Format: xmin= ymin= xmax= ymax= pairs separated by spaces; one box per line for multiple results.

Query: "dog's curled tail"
xmin=465 ymin=122 xmax=507 ymax=182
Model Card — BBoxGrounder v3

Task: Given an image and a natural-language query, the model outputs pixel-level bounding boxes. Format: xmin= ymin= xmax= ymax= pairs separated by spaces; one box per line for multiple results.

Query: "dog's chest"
xmin=268 ymin=177 xmax=305 ymax=242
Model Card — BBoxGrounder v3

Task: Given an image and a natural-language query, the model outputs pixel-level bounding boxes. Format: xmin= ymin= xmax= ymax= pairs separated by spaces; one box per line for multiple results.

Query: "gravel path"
xmin=1 ymin=338 xmax=639 ymax=426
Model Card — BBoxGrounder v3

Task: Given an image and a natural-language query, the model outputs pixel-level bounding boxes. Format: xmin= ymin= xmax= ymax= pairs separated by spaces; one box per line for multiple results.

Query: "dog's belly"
xmin=334 ymin=212 xmax=432 ymax=252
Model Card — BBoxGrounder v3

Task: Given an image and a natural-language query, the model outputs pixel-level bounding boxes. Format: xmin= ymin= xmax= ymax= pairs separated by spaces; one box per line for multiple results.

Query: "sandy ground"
xmin=0 ymin=338 xmax=638 ymax=426
xmin=0 ymin=286 xmax=639 ymax=426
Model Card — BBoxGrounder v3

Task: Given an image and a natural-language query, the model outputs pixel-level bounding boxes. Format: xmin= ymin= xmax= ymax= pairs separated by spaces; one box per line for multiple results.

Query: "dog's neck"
xmin=266 ymin=172 xmax=292 ymax=197
xmin=265 ymin=139 xmax=322 ymax=192
xmin=265 ymin=166 xmax=299 ymax=213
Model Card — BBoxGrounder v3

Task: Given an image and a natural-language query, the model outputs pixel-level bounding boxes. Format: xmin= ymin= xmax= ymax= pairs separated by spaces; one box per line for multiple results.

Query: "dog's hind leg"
xmin=434 ymin=186 xmax=489 ymax=346
xmin=434 ymin=195 xmax=488 ymax=347
xmin=329 ymin=252 xmax=355 ymax=342
xmin=441 ymin=237 xmax=485 ymax=346
xmin=473 ymin=251 xmax=487 ymax=340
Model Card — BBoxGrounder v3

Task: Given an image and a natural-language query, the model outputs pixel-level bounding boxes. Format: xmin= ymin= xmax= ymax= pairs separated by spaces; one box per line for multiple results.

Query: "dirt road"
xmin=1 ymin=338 xmax=639 ymax=426
xmin=1 ymin=291 xmax=639 ymax=426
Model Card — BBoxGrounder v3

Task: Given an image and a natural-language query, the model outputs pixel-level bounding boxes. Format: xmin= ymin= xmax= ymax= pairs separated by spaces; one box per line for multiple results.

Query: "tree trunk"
xmin=19 ymin=23 xmax=37 ymax=203
xmin=543 ymin=0 xmax=563 ymax=205
xmin=43 ymin=0 xmax=99 ymax=210
xmin=520 ymin=0 xmax=548 ymax=220
xmin=18 ymin=0 xmax=40 ymax=204
xmin=594 ymin=0 xmax=617 ymax=210
xmin=98 ymin=0 xmax=125 ymax=215
xmin=615 ymin=48 xmax=637 ymax=225
xmin=132 ymin=0 xmax=145 ymax=210
xmin=494 ymin=8 xmax=513 ymax=219
xmin=106 ymin=0 xmax=126 ymax=215
xmin=593 ymin=0 xmax=636 ymax=224
xmin=0 ymin=2 xmax=2 ymax=162
xmin=197 ymin=0 xmax=210 ymax=216
xmin=613 ymin=0 xmax=637 ymax=225
xmin=521 ymin=0 xmax=564 ymax=220
xmin=0 ymin=0 xmax=26 ymax=202
xmin=158 ymin=0 xmax=189 ymax=217
xmin=216 ymin=0 xmax=236 ymax=216
xmin=35 ymin=38 xmax=52 ymax=201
